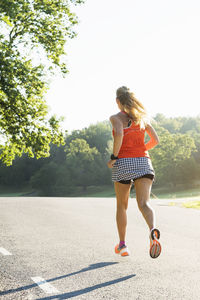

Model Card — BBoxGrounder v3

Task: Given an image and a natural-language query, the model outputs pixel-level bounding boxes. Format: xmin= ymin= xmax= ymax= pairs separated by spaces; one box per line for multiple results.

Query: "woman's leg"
xmin=134 ymin=177 xmax=155 ymax=231
xmin=114 ymin=182 xmax=132 ymax=242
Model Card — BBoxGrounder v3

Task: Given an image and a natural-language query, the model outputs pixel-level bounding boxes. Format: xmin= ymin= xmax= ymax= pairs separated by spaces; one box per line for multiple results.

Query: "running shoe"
xmin=149 ymin=228 xmax=161 ymax=259
xmin=115 ymin=244 xmax=130 ymax=256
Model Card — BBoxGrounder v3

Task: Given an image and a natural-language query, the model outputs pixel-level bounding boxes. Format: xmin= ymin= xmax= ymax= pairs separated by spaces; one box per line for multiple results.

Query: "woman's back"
xmin=112 ymin=111 xmax=148 ymax=158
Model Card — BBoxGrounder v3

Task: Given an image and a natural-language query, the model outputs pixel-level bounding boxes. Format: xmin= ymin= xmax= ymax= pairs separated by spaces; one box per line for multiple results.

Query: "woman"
xmin=107 ymin=86 xmax=161 ymax=259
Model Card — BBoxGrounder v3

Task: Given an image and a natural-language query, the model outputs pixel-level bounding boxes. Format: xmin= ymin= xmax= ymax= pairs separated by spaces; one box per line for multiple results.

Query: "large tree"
xmin=65 ymin=138 xmax=103 ymax=191
xmin=66 ymin=121 xmax=112 ymax=157
xmin=150 ymin=127 xmax=196 ymax=187
xmin=0 ymin=0 xmax=84 ymax=165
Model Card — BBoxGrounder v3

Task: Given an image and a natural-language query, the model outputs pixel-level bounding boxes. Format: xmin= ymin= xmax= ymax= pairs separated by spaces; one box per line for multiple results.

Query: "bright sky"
xmin=46 ymin=0 xmax=200 ymax=132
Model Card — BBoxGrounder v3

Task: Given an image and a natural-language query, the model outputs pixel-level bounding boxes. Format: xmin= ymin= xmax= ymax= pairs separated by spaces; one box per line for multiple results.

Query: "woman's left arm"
xmin=145 ymin=124 xmax=159 ymax=150
xmin=107 ymin=115 xmax=123 ymax=168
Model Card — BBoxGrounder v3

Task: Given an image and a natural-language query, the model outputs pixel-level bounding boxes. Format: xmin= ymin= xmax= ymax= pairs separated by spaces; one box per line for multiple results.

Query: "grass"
xmin=71 ymin=185 xmax=116 ymax=198
xmin=169 ymin=199 xmax=200 ymax=210
xmin=182 ymin=201 xmax=200 ymax=209
xmin=0 ymin=186 xmax=35 ymax=197
xmin=69 ymin=184 xmax=200 ymax=200
xmin=0 ymin=184 xmax=200 ymax=205
xmin=151 ymin=186 xmax=200 ymax=199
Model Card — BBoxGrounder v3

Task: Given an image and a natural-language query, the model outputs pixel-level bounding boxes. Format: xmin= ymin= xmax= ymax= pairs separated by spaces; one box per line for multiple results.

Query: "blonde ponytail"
xmin=116 ymin=87 xmax=149 ymax=129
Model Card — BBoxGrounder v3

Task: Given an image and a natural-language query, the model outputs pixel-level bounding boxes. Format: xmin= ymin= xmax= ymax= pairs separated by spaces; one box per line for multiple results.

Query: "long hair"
xmin=116 ymin=86 xmax=149 ymax=129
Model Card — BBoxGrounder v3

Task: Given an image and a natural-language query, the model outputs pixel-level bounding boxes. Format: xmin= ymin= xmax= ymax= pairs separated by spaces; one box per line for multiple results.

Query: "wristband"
xmin=110 ymin=154 xmax=119 ymax=160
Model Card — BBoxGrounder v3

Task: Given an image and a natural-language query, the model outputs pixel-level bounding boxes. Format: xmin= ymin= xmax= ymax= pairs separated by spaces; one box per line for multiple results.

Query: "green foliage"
xmin=151 ymin=130 xmax=196 ymax=186
xmin=31 ymin=161 xmax=59 ymax=196
xmin=0 ymin=0 xmax=84 ymax=165
xmin=67 ymin=122 xmax=112 ymax=156
xmin=1 ymin=117 xmax=200 ymax=196
xmin=65 ymin=138 xmax=110 ymax=190
xmin=154 ymin=114 xmax=200 ymax=134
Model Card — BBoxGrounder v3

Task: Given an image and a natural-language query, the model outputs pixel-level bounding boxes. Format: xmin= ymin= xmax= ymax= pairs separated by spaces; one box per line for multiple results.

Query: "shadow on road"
xmin=0 ymin=261 xmax=136 ymax=298
xmin=37 ymin=274 xmax=136 ymax=299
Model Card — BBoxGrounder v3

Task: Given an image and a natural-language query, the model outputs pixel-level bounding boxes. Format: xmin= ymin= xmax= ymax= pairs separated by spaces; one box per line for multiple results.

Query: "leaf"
xmin=2 ymin=15 xmax=13 ymax=26
xmin=0 ymin=0 xmax=84 ymax=165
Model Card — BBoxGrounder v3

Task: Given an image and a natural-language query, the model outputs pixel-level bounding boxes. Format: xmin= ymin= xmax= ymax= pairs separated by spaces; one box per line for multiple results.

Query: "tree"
xmin=65 ymin=138 xmax=107 ymax=191
xmin=151 ymin=130 xmax=196 ymax=187
xmin=154 ymin=114 xmax=182 ymax=134
xmin=67 ymin=121 xmax=112 ymax=157
xmin=0 ymin=153 xmax=44 ymax=188
xmin=30 ymin=161 xmax=59 ymax=196
xmin=0 ymin=0 xmax=84 ymax=165
xmin=1 ymin=116 xmax=200 ymax=196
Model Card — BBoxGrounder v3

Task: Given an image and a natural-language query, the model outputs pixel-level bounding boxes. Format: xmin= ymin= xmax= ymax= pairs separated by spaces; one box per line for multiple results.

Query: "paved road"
xmin=0 ymin=196 xmax=199 ymax=300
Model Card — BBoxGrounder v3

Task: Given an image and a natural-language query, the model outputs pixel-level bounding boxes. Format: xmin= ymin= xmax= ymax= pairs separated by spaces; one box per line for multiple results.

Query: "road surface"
xmin=0 ymin=196 xmax=200 ymax=299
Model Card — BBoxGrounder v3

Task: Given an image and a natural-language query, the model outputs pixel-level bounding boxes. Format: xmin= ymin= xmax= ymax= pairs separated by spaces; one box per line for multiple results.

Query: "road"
xmin=0 ymin=196 xmax=200 ymax=300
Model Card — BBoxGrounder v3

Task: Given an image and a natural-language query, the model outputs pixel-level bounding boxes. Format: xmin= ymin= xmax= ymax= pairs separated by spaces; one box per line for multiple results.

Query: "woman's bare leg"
xmin=134 ymin=178 xmax=155 ymax=231
xmin=114 ymin=182 xmax=132 ymax=242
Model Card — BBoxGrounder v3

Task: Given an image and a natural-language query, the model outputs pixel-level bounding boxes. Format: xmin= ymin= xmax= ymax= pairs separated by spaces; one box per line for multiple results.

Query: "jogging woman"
xmin=107 ymin=86 xmax=161 ymax=259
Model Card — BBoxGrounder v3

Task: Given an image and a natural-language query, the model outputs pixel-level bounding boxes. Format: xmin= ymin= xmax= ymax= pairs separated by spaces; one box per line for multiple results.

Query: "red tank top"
xmin=113 ymin=122 xmax=149 ymax=158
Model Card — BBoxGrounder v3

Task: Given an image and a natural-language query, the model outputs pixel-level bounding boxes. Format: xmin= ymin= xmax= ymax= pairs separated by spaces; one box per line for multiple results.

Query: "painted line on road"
xmin=31 ymin=277 xmax=60 ymax=294
xmin=0 ymin=247 xmax=12 ymax=255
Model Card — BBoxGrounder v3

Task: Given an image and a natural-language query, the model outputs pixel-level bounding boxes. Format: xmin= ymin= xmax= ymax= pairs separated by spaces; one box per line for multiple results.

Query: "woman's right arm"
xmin=145 ymin=123 xmax=159 ymax=150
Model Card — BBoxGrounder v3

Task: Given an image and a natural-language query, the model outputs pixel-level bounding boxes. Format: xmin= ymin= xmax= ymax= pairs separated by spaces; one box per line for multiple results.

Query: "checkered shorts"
xmin=112 ymin=157 xmax=155 ymax=182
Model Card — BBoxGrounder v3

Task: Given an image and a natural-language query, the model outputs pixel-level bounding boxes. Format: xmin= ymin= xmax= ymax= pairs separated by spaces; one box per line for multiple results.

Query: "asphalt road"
xmin=0 ymin=196 xmax=200 ymax=300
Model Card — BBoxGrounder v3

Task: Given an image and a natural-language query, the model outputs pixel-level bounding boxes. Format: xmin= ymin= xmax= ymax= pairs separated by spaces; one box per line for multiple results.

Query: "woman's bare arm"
xmin=107 ymin=115 xmax=124 ymax=168
xmin=145 ymin=123 xmax=159 ymax=150
xmin=110 ymin=115 xmax=124 ymax=156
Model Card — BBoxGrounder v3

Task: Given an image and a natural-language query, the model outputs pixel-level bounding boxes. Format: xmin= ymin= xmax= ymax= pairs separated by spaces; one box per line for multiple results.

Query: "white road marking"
xmin=0 ymin=247 xmax=12 ymax=255
xmin=31 ymin=277 xmax=60 ymax=294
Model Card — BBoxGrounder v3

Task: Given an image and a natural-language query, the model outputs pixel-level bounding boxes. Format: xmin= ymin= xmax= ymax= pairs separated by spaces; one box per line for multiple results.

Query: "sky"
xmin=45 ymin=0 xmax=200 ymax=132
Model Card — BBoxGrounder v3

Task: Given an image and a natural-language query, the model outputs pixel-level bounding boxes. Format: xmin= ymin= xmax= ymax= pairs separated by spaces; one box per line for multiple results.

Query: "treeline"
xmin=0 ymin=114 xmax=200 ymax=196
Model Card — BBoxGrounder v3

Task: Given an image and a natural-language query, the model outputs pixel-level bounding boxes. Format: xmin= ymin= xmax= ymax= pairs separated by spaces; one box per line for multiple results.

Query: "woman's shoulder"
xmin=109 ymin=112 xmax=123 ymax=122
xmin=109 ymin=113 xmax=124 ymax=129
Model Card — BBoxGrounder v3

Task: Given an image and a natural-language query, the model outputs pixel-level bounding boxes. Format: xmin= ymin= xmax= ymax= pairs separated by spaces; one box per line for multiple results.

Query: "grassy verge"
xmin=182 ymin=201 xmax=200 ymax=209
xmin=70 ymin=185 xmax=116 ymax=197
xmin=151 ymin=186 xmax=200 ymax=199
xmin=0 ymin=186 xmax=35 ymax=197
xmin=70 ymin=185 xmax=200 ymax=199
xmin=0 ymin=184 xmax=200 ymax=200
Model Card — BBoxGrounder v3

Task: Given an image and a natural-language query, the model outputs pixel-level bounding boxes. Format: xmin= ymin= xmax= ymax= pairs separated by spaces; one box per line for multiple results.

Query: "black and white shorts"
xmin=112 ymin=157 xmax=155 ymax=184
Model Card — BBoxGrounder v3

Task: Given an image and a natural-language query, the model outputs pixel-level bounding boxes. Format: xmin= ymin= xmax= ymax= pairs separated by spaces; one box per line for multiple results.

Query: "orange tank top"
xmin=113 ymin=122 xmax=149 ymax=158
